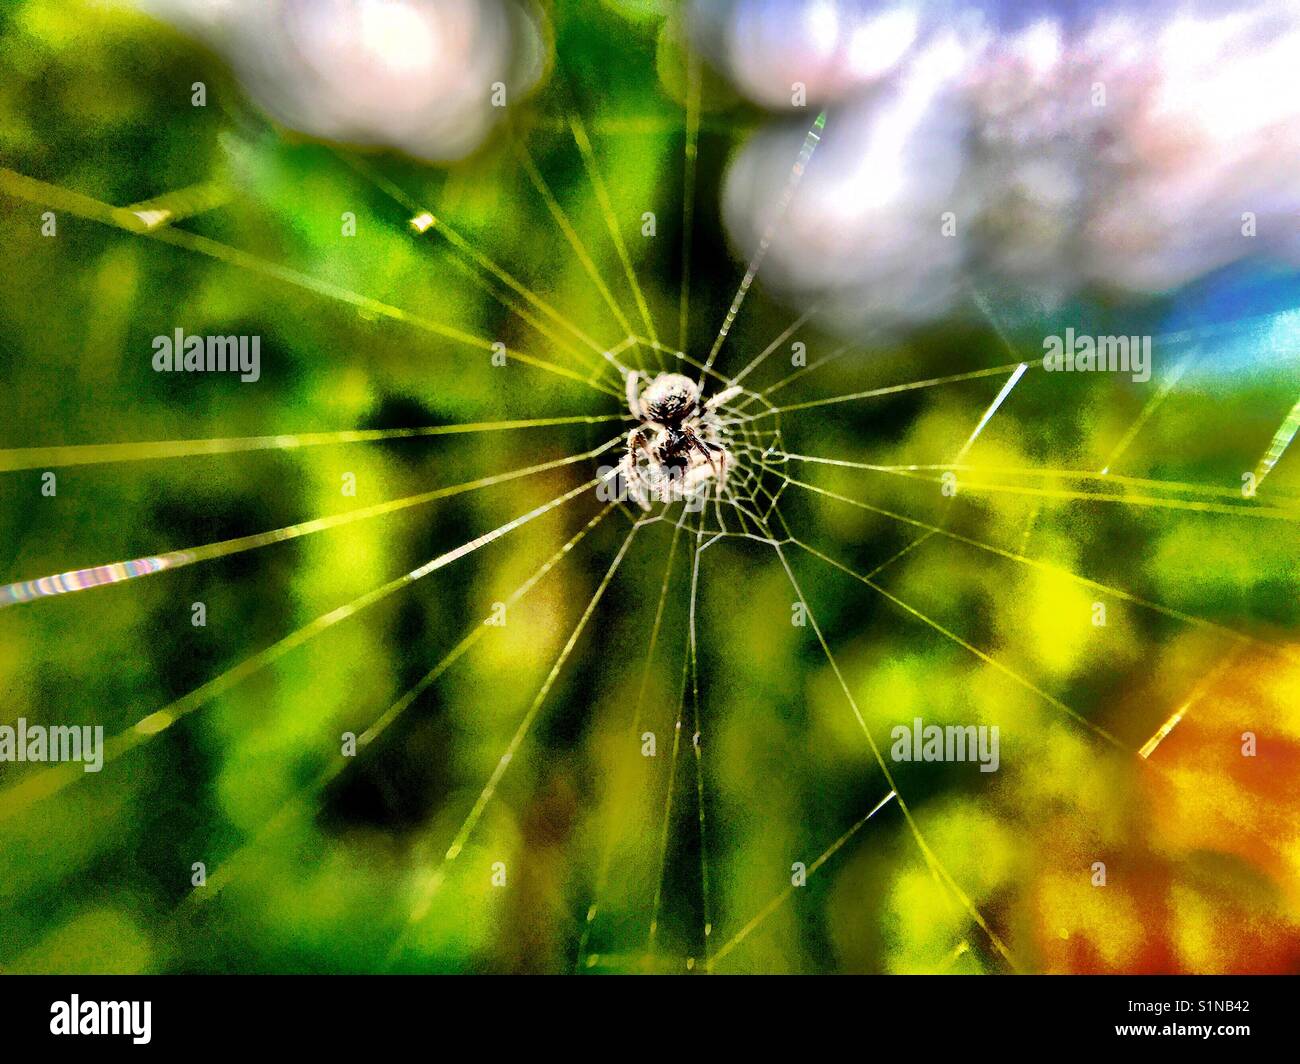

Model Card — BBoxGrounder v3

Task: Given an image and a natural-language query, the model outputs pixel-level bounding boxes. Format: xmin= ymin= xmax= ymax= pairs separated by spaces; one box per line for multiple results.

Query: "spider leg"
xmin=703 ymin=384 xmax=742 ymax=412
xmin=684 ymin=430 xmax=722 ymax=482
xmin=622 ymin=427 xmax=655 ymax=509
xmin=625 ymin=371 xmax=642 ymax=419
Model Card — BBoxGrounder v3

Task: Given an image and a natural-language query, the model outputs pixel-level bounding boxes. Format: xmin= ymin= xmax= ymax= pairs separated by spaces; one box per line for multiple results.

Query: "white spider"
xmin=618 ymin=371 xmax=741 ymax=510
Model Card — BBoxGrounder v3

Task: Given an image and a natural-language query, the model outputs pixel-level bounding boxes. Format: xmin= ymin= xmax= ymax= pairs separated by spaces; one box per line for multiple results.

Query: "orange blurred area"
xmin=1032 ymin=650 xmax=1300 ymax=973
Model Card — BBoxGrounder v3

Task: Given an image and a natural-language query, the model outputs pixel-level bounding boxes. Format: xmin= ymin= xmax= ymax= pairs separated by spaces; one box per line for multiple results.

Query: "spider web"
xmin=1 ymin=3 xmax=1299 ymax=976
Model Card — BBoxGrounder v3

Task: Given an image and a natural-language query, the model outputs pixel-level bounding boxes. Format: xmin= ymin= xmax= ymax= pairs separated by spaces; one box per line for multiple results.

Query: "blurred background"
xmin=0 ymin=0 xmax=1298 ymax=974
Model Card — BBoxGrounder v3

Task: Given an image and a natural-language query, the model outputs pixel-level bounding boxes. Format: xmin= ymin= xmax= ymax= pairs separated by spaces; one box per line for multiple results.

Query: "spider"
xmin=619 ymin=371 xmax=741 ymax=510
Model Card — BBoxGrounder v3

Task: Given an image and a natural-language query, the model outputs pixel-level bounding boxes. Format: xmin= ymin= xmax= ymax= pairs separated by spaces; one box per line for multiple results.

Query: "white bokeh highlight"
xmin=699 ymin=0 xmax=1300 ymax=330
xmin=142 ymin=0 xmax=546 ymax=162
